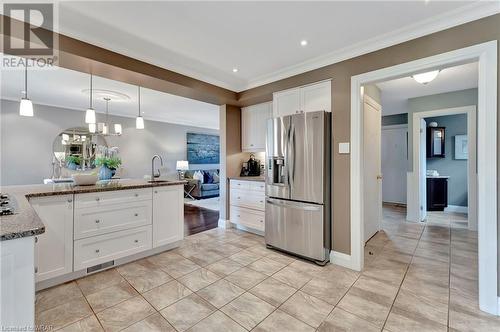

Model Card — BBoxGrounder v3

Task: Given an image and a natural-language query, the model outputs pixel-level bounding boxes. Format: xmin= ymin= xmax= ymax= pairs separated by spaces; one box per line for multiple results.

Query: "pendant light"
xmin=85 ymin=74 xmax=96 ymax=124
xmin=136 ymin=86 xmax=144 ymax=129
xmin=19 ymin=59 xmax=34 ymax=116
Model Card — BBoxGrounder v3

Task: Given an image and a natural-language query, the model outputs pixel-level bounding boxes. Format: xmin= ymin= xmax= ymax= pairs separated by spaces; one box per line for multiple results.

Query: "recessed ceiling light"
xmin=232 ymin=68 xmax=238 ymax=73
xmin=300 ymin=40 xmax=308 ymax=46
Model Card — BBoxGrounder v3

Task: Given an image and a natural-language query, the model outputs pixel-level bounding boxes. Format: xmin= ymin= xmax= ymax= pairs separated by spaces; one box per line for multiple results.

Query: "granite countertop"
xmin=229 ymin=176 xmax=266 ymax=182
xmin=0 ymin=179 xmax=187 ymax=241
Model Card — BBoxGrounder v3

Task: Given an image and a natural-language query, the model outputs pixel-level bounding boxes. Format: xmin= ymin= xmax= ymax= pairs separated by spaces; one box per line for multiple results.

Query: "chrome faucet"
xmin=151 ymin=155 xmax=163 ymax=180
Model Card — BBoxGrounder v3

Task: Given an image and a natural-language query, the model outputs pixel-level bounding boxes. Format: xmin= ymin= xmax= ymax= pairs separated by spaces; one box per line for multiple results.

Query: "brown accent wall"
xmin=0 ymin=15 xmax=238 ymax=106
xmin=238 ymin=14 xmax=500 ymax=255
xmin=219 ymin=105 xmax=246 ymax=221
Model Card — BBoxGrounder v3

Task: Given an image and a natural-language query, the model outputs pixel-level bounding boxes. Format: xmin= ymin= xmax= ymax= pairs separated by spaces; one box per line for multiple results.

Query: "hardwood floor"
xmin=184 ymin=204 xmax=219 ymax=236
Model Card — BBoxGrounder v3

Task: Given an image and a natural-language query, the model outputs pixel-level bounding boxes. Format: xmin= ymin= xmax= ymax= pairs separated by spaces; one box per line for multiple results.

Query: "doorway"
xmin=350 ymin=41 xmax=497 ymax=315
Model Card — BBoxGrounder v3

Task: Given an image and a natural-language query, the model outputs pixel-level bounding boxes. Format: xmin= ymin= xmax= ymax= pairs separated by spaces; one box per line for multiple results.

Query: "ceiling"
xmin=0 ymin=58 xmax=220 ymax=129
xmin=53 ymin=1 xmax=499 ymax=92
xmin=377 ymin=61 xmax=478 ymax=116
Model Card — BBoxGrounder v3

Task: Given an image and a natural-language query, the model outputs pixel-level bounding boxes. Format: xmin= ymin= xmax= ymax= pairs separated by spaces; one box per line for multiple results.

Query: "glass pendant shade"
xmin=85 ymin=108 xmax=96 ymax=124
xmin=102 ymin=124 xmax=108 ymax=135
xmin=89 ymin=123 xmax=96 ymax=133
xmin=114 ymin=123 xmax=122 ymax=135
xmin=19 ymin=98 xmax=34 ymax=116
xmin=136 ymin=116 xmax=144 ymax=129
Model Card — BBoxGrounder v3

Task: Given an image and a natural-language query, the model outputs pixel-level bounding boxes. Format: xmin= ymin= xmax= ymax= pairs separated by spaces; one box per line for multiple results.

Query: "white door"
xmin=273 ymin=88 xmax=300 ymax=117
xmin=31 ymin=195 xmax=74 ymax=282
xmin=419 ymin=119 xmax=427 ymax=221
xmin=363 ymin=96 xmax=382 ymax=242
xmin=381 ymin=126 xmax=408 ymax=204
xmin=300 ymin=81 xmax=331 ymax=113
xmin=153 ymin=185 xmax=184 ymax=247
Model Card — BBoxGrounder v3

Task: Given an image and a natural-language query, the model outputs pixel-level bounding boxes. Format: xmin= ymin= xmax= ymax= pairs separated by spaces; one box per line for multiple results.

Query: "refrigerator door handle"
xmin=266 ymin=198 xmax=321 ymax=211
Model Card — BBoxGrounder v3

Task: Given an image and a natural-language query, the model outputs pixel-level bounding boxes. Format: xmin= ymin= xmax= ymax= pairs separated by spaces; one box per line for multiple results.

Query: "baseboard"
xmin=218 ymin=219 xmax=231 ymax=228
xmin=330 ymin=250 xmax=357 ymax=270
xmin=444 ymin=205 xmax=468 ymax=214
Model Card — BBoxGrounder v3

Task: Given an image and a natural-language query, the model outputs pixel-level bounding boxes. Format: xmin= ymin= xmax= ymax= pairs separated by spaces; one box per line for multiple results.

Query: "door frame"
xmin=410 ymin=105 xmax=477 ymax=230
xmin=348 ymin=41 xmax=497 ymax=315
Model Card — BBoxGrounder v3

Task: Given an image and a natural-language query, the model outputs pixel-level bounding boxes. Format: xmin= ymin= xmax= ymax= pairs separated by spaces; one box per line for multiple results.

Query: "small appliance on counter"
xmin=240 ymin=154 xmax=261 ymax=176
xmin=0 ymin=193 xmax=18 ymax=216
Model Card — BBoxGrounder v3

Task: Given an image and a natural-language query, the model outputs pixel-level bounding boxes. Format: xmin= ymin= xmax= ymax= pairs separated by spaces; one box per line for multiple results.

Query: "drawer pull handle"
xmin=95 ymin=219 xmax=100 ymax=224
xmin=67 ymin=199 xmax=73 ymax=203
xmin=237 ymin=197 xmax=241 ymax=199
xmin=154 ymin=190 xmax=158 ymax=194
xmin=260 ymin=200 xmax=264 ymax=203
xmin=35 ymin=236 xmax=38 ymax=243
xmin=135 ymin=193 xmax=139 ymax=197
xmin=95 ymin=197 xmax=100 ymax=202
xmin=134 ymin=239 xmax=139 ymax=243
xmin=34 ymin=267 xmax=38 ymax=273
xmin=260 ymin=220 xmax=264 ymax=223
xmin=134 ymin=213 xmax=139 ymax=217
xmin=95 ymin=249 xmax=100 ymax=253
xmin=237 ymin=215 xmax=241 ymax=217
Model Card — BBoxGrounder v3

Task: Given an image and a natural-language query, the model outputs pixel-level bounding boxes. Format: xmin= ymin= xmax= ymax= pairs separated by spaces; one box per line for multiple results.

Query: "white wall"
xmin=0 ymin=100 xmax=219 ymax=185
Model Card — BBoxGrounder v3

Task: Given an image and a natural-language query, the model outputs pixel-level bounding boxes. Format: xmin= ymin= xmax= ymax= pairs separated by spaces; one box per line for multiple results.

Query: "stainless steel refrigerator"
xmin=265 ymin=111 xmax=331 ymax=264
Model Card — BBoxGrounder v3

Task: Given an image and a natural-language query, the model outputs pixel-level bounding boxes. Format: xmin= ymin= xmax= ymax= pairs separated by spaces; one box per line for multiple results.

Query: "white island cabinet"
xmin=30 ymin=184 xmax=184 ymax=290
xmin=30 ymin=194 xmax=74 ymax=282
xmin=153 ymin=185 xmax=184 ymax=247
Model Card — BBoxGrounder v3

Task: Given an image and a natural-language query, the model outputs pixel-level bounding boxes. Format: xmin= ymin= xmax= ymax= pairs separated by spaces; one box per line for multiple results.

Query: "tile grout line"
xmin=380 ymin=223 xmax=424 ymax=331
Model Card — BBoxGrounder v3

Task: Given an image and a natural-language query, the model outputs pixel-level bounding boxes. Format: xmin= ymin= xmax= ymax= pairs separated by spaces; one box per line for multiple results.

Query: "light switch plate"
xmin=339 ymin=142 xmax=350 ymax=154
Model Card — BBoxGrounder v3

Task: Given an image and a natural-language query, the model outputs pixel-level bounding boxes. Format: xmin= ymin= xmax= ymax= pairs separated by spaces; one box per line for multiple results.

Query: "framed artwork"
xmin=187 ymin=133 xmax=220 ymax=164
xmin=454 ymin=134 xmax=468 ymax=160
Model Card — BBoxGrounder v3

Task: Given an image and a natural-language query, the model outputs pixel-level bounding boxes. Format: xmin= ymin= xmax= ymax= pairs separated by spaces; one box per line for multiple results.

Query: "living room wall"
xmin=0 ymin=99 xmax=219 ymax=185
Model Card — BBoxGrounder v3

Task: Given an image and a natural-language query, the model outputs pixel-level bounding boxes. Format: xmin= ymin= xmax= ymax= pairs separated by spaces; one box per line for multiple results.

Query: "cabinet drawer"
xmin=249 ymin=181 xmax=265 ymax=192
xmin=230 ymin=206 xmax=265 ymax=232
xmin=230 ymin=189 xmax=265 ymax=211
xmin=74 ymin=201 xmax=152 ymax=239
xmin=74 ymin=225 xmax=152 ymax=271
xmin=75 ymin=188 xmax=152 ymax=209
xmin=230 ymin=180 xmax=250 ymax=191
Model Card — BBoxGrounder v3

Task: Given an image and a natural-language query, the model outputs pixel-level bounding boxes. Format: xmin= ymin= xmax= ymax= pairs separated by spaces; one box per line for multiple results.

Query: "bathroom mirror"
xmin=53 ymin=127 xmax=108 ymax=170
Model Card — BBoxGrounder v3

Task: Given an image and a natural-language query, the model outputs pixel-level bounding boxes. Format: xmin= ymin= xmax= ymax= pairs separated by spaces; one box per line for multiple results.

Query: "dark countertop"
xmin=0 ymin=179 xmax=186 ymax=241
xmin=228 ymin=176 xmax=266 ymax=182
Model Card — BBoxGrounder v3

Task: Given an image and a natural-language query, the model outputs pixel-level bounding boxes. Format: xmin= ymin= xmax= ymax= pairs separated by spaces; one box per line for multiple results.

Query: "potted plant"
xmin=65 ymin=155 xmax=81 ymax=170
xmin=95 ymin=156 xmax=121 ymax=180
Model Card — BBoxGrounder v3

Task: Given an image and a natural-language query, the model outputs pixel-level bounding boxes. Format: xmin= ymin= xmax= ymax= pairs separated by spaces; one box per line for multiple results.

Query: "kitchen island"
xmin=0 ymin=179 xmax=185 ymax=330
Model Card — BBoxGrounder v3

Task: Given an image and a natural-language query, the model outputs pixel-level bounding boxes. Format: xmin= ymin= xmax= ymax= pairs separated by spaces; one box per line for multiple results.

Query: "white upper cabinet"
xmin=273 ymin=80 xmax=331 ymax=117
xmin=242 ymin=102 xmax=272 ymax=152
xmin=31 ymin=194 xmax=74 ymax=282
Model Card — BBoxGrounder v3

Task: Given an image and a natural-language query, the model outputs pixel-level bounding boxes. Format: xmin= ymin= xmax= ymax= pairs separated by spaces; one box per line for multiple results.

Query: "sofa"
xmin=184 ymin=169 xmax=220 ymax=199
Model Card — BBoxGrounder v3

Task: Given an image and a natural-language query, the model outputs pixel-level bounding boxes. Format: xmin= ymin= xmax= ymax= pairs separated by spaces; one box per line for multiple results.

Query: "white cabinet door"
xmin=273 ymin=88 xmax=300 ymax=117
xmin=152 ymin=185 xmax=184 ymax=248
xmin=301 ymin=80 xmax=331 ymax=113
xmin=31 ymin=194 xmax=74 ymax=282
xmin=242 ymin=102 xmax=271 ymax=152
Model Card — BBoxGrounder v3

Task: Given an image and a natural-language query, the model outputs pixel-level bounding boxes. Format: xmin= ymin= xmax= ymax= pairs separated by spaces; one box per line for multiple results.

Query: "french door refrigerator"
xmin=265 ymin=111 xmax=331 ymax=264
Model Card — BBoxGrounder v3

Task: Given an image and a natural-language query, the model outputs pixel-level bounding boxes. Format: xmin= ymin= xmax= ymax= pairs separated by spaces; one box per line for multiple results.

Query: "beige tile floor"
xmin=35 ymin=206 xmax=500 ymax=331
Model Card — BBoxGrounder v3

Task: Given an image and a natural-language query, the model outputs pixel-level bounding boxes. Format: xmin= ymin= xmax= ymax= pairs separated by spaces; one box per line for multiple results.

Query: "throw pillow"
xmin=212 ymin=173 xmax=220 ymax=183
xmin=203 ymin=171 xmax=212 ymax=184
xmin=193 ymin=170 xmax=204 ymax=183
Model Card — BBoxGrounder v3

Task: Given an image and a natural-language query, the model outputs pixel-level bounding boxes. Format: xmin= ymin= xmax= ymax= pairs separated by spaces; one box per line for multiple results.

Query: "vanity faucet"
xmin=151 ymin=155 xmax=163 ymax=180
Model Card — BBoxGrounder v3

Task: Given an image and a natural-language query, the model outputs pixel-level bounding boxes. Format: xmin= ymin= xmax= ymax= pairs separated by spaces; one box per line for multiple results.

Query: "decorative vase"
xmin=67 ymin=162 xmax=78 ymax=170
xmin=99 ymin=166 xmax=114 ymax=180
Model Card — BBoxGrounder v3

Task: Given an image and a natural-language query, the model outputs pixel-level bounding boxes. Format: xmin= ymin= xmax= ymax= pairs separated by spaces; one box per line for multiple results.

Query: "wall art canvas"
xmin=187 ymin=133 xmax=220 ymax=164
xmin=454 ymin=134 xmax=468 ymax=160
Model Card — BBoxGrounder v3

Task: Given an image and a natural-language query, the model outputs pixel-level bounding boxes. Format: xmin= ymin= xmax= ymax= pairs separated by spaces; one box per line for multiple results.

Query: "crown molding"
xmin=239 ymin=1 xmax=500 ymax=92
